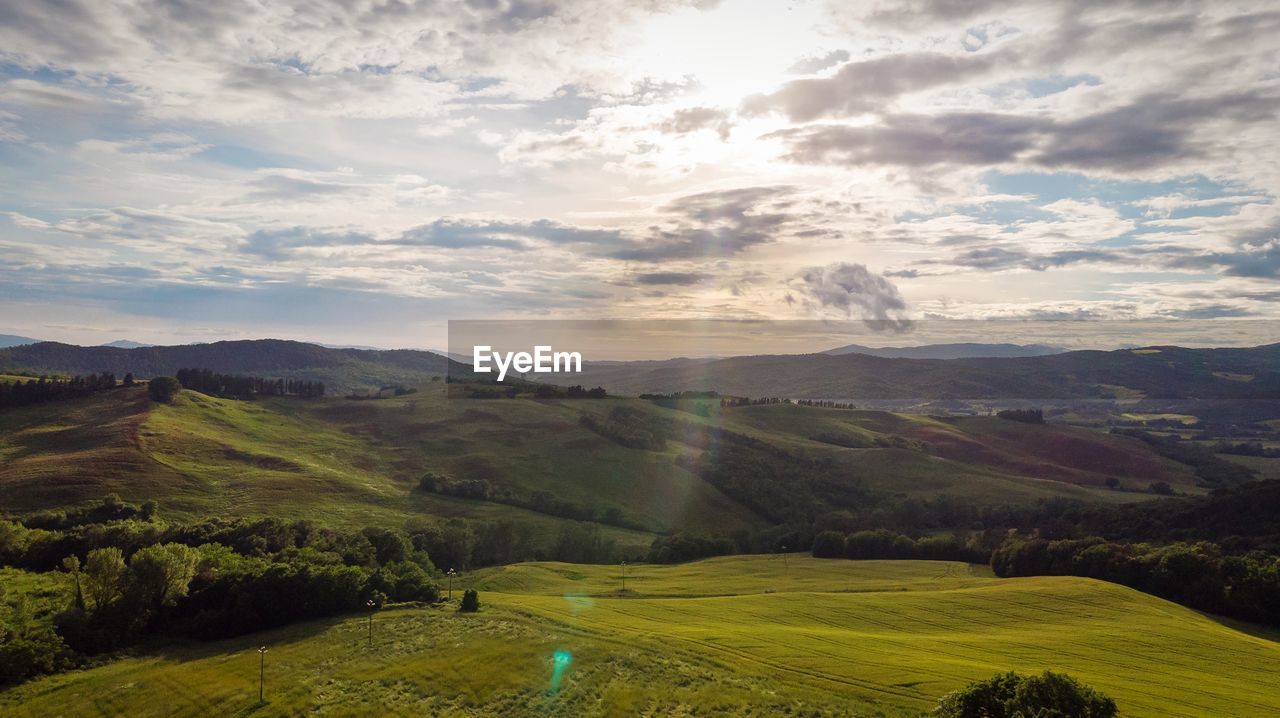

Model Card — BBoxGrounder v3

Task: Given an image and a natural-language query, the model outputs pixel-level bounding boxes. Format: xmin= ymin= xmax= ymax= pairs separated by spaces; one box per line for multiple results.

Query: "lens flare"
xmin=548 ymin=650 xmax=573 ymax=694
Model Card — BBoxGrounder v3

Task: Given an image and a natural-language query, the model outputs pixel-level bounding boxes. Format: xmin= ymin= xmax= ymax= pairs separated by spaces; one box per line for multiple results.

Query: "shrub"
xmin=147 ymin=376 xmax=182 ymax=403
xmin=811 ymin=531 xmax=846 ymax=558
xmin=459 ymin=589 xmax=480 ymax=613
xmin=933 ymin=670 xmax=1117 ymax=718
xmin=0 ymin=626 xmax=71 ymax=686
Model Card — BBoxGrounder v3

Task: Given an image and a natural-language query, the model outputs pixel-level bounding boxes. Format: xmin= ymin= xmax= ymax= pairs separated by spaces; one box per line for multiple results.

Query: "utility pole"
xmin=366 ymin=599 xmax=375 ymax=646
xmin=447 ymin=568 xmax=456 ymax=601
xmin=781 ymin=544 xmax=789 ymax=571
xmin=258 ymin=646 xmax=268 ymax=703
xmin=620 ymin=561 xmax=628 ymax=592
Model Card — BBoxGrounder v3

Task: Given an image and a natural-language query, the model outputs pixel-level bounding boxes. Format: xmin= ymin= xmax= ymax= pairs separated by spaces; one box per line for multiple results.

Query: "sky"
xmin=1 ymin=0 xmax=1278 ymax=350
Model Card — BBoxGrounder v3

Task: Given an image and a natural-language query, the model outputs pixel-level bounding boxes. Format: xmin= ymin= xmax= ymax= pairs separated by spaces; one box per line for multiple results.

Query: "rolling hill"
xmin=0 ymin=340 xmax=461 ymax=396
xmin=3 ymin=339 xmax=1279 ymax=402
xmin=554 ymin=344 xmax=1280 ymax=400
xmin=0 ymin=383 xmax=1200 ymax=544
xmin=2 ymin=556 xmax=1275 ymax=717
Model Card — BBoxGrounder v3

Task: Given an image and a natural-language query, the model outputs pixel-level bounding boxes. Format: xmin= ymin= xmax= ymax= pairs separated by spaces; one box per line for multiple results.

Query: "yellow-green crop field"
xmin=3 ymin=556 xmax=1277 ymax=717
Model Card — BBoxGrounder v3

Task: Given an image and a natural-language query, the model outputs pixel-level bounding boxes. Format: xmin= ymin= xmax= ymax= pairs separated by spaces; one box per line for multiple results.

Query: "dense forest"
xmin=175 ymin=368 xmax=325 ymax=398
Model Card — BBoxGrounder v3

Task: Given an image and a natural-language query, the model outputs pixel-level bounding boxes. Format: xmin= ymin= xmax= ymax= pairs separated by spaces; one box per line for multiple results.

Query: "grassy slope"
xmin=0 ymin=389 xmax=182 ymax=509
xmin=713 ymin=403 xmax=1201 ymax=500
xmin=1 ymin=388 xmax=1199 ymax=541
xmin=1220 ymin=454 xmax=1280 ymax=481
xmin=3 ymin=557 xmax=1276 ymax=717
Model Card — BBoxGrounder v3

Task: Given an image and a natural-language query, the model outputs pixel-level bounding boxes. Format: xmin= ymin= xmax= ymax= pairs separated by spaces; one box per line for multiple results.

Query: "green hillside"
xmin=0 ymin=385 xmax=1201 ymax=541
xmin=3 ymin=557 xmax=1275 ymax=717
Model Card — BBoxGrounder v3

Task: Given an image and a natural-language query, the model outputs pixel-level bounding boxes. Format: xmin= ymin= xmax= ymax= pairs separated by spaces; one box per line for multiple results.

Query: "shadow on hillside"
xmin=1198 ymin=611 xmax=1280 ymax=644
xmin=137 ymin=603 xmax=444 ymax=666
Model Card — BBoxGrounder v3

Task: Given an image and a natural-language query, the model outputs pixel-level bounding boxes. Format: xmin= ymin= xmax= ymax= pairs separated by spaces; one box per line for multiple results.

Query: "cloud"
xmin=785 ymin=50 xmax=850 ymax=74
xmin=1036 ymin=92 xmax=1278 ymax=172
xmin=660 ymin=107 xmax=731 ymax=140
xmin=769 ymin=92 xmax=1277 ymax=173
xmin=631 ymin=271 xmax=709 ymax=285
xmin=610 ymin=186 xmax=802 ymax=261
xmin=400 ymin=219 xmax=621 ymax=251
xmin=790 ymin=263 xmax=912 ymax=330
xmin=242 ymin=170 xmax=362 ymax=202
xmin=744 ymin=51 xmax=1008 ymax=121
xmin=770 ymin=113 xmax=1044 ymax=168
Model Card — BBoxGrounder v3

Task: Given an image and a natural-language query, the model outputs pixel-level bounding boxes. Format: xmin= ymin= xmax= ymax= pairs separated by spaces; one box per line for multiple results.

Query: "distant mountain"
xmin=0 ymin=334 xmax=42 ymax=348
xmin=0 ymin=339 xmax=466 ymax=395
xmin=4 ymin=338 xmax=1278 ymax=401
xmin=101 ymin=339 xmax=154 ymax=349
xmin=825 ymin=342 xmax=1065 ymax=360
xmin=548 ymin=344 xmax=1280 ymax=400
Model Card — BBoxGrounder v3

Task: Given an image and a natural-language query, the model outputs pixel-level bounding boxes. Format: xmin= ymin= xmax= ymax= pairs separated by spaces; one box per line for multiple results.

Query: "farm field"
xmin=3 ymin=557 xmax=1277 ymax=717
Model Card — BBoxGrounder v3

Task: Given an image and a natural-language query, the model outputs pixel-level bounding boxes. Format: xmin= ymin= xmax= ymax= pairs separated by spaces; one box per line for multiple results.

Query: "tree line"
xmin=174 ymin=368 xmax=325 ymax=399
xmin=0 ymin=372 xmax=129 ymax=409
xmin=991 ymin=535 xmax=1280 ymax=627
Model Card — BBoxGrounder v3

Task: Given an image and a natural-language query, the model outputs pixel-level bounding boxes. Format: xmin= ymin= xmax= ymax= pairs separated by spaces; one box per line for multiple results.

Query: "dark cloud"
xmin=660 ymin=107 xmax=731 ymax=140
xmin=862 ymin=0 xmax=1008 ymax=28
xmin=785 ymin=49 xmax=850 ymax=74
xmin=1167 ymin=241 xmax=1280 ymax=279
xmin=631 ymin=271 xmax=709 ymax=285
xmin=1159 ymin=220 xmax=1280 ymax=278
xmin=770 ymin=113 xmax=1044 ymax=167
xmin=932 ymin=246 xmax=1124 ymax=272
xmin=1036 ymin=93 xmax=1277 ymax=172
xmin=610 ymin=186 xmax=800 ymax=262
xmin=744 ymin=51 xmax=1006 ymax=122
xmin=770 ymin=93 xmax=1277 ymax=172
xmin=790 ymin=262 xmax=912 ymax=331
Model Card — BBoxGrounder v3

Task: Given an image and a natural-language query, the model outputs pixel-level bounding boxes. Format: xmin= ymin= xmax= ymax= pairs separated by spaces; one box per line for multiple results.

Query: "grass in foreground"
xmin=3 ymin=557 xmax=1276 ymax=717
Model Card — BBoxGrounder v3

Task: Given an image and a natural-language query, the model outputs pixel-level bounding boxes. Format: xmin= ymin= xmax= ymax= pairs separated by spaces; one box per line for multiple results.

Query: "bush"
xmin=933 ymin=670 xmax=1117 ymax=718
xmin=811 ymin=531 xmax=846 ymax=558
xmin=459 ymin=589 xmax=480 ymax=613
xmin=147 ymin=376 xmax=182 ymax=403
xmin=0 ymin=626 xmax=71 ymax=686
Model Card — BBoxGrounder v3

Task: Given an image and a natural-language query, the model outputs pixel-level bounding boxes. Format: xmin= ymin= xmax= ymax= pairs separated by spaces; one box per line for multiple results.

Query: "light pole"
xmin=257 ymin=646 xmax=268 ymax=703
xmin=366 ymin=599 xmax=375 ymax=646
xmin=447 ymin=568 xmax=456 ymax=601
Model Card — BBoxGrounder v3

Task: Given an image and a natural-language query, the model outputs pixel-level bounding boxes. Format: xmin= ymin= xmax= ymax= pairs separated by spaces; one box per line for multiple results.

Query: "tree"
xmin=933 ymin=670 xmax=1117 ymax=718
xmin=122 ymin=373 xmax=135 ymax=387
xmin=128 ymin=543 xmax=200 ymax=611
xmin=459 ymin=589 xmax=480 ymax=613
xmin=83 ymin=547 xmax=127 ymax=612
xmin=811 ymin=530 xmax=846 ymax=558
xmin=147 ymin=376 xmax=182 ymax=403
xmin=62 ymin=556 xmax=85 ymax=612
